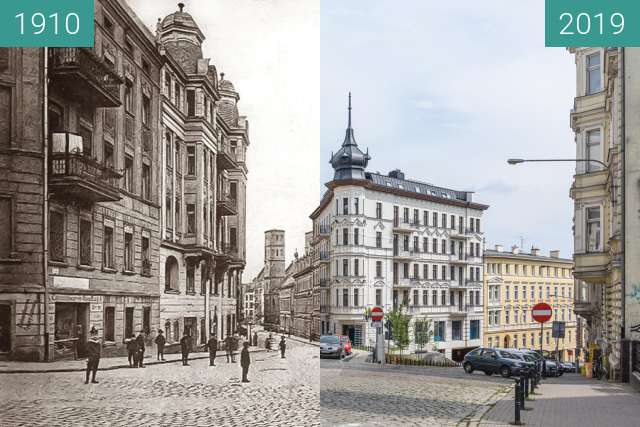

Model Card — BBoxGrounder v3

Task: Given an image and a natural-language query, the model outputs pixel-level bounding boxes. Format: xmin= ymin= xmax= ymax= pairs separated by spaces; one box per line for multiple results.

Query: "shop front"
xmin=54 ymin=302 xmax=89 ymax=360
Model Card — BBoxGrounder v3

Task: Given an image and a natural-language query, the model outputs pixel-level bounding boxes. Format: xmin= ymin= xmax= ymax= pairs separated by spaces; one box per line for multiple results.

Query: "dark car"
xmin=463 ymin=347 xmax=528 ymax=378
xmin=320 ymin=335 xmax=345 ymax=359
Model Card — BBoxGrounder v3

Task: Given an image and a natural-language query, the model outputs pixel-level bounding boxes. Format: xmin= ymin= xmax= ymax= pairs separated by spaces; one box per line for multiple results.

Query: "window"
xmin=165 ymin=256 xmax=178 ymax=291
xmin=586 ymin=206 xmax=601 ymax=252
xmin=376 ymin=202 xmax=382 ymax=219
xmin=141 ymin=236 xmax=149 ymax=272
xmin=432 ymin=212 xmax=438 ymax=227
xmin=186 ymin=90 xmax=196 ymax=116
xmin=403 ymin=263 xmax=409 ymax=278
xmin=103 ymin=16 xmax=114 ymax=34
xmin=376 ymin=261 xmax=382 ymax=278
xmin=343 ymin=198 xmax=348 ymax=215
xmin=434 ymin=321 xmax=446 ymax=342
xmin=104 ymin=307 xmax=115 ymax=341
xmin=79 ymin=219 xmax=92 ymax=266
xmin=442 ymin=213 xmax=447 ymax=228
xmin=354 ymin=288 xmax=359 ymax=307
xmin=103 ymin=225 xmax=114 ymax=268
xmin=142 ymin=94 xmax=151 ymax=127
xmin=343 ymin=289 xmax=348 ymax=306
xmin=413 ymin=236 xmax=419 ymax=252
xmin=423 ymin=290 xmax=428 ymax=305
xmin=432 ymin=265 xmax=438 ymax=280
xmin=432 ymin=291 xmax=437 ymax=306
xmin=423 ymin=237 xmax=428 ymax=253
xmin=124 ymin=79 xmax=134 ymax=113
xmin=423 ymin=211 xmax=428 ymax=226
xmin=470 ymin=320 xmax=480 ymax=340
xmin=586 ymin=129 xmax=602 ymax=172
xmin=354 ymin=198 xmax=359 ymax=215
xmin=375 ymin=289 xmax=382 ymax=306
xmin=413 ymin=209 xmax=419 ymax=225
xmin=354 ymin=259 xmax=359 ymax=276
xmin=142 ymin=58 xmax=150 ymax=76
xmin=343 ymin=228 xmax=348 ymax=245
xmin=174 ymin=83 xmax=181 ymax=109
xmin=142 ymin=164 xmax=150 ymax=200
xmin=441 ymin=239 xmax=446 ymax=254
xmin=343 ymin=259 xmax=349 ymax=276
xmin=49 ymin=210 xmax=65 ymax=262
xmin=413 ymin=290 xmax=418 ymax=306
xmin=403 ymin=208 xmax=409 ymax=223
xmin=0 ymin=86 xmax=11 ymax=148
xmin=403 ymin=235 xmax=409 ymax=251
xmin=186 ymin=263 xmax=195 ymax=293
xmin=441 ymin=265 xmax=446 ymax=280
xmin=586 ymin=52 xmax=601 ymax=95
xmin=432 ymin=238 xmax=437 ymax=253
xmin=124 ymin=231 xmax=133 ymax=272
xmin=354 ymin=228 xmax=359 ymax=245
xmin=376 ymin=232 xmax=382 ymax=248
xmin=441 ymin=290 xmax=446 ymax=306
xmin=187 ymin=204 xmax=195 ymax=234
xmin=423 ymin=264 xmax=428 ymax=279
xmin=413 ymin=263 xmax=419 ymax=279
xmin=124 ymin=156 xmax=133 ymax=192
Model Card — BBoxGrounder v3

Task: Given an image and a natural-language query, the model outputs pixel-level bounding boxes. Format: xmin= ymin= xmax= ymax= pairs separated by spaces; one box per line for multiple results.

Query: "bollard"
xmin=529 ymin=369 xmax=535 ymax=395
xmin=511 ymin=378 xmax=522 ymax=425
xmin=519 ymin=374 xmax=526 ymax=410
xmin=524 ymin=372 xmax=529 ymax=399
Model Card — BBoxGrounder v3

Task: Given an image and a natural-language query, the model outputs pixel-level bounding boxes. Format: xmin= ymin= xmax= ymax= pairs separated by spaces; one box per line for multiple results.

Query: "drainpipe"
xmin=43 ymin=47 xmax=50 ymax=361
xmin=621 ymin=47 xmax=626 ymax=340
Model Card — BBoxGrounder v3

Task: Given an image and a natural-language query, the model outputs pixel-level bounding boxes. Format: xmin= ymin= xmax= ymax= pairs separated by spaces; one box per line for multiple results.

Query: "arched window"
xmin=503 ymin=335 xmax=510 ymax=348
xmin=165 ymin=256 xmax=179 ymax=291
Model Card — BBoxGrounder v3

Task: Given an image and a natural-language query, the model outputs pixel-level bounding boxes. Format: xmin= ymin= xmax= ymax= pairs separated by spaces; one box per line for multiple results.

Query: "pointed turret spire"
xmin=342 ymin=92 xmax=357 ymax=147
xmin=330 ymin=91 xmax=371 ymax=180
xmin=348 ymin=92 xmax=352 ymax=129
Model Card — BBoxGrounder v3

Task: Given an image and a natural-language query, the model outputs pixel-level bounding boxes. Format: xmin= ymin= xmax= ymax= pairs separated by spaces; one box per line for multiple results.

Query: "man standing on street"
xmin=136 ymin=331 xmax=146 ymax=368
xmin=225 ymin=334 xmax=234 ymax=363
xmin=85 ymin=326 xmax=101 ymax=384
xmin=253 ymin=331 xmax=258 ymax=347
xmin=240 ymin=341 xmax=251 ymax=383
xmin=203 ymin=333 xmax=217 ymax=366
xmin=126 ymin=334 xmax=138 ymax=368
xmin=154 ymin=329 xmax=166 ymax=361
xmin=279 ymin=336 xmax=287 ymax=359
xmin=180 ymin=332 xmax=191 ymax=366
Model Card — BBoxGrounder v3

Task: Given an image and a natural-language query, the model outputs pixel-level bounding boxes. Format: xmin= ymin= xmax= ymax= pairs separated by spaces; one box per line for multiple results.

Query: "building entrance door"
xmin=54 ymin=303 xmax=89 ymax=359
xmin=0 ymin=304 xmax=11 ymax=353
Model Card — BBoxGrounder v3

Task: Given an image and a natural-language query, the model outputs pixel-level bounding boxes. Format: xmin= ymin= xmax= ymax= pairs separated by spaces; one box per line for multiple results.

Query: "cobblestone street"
xmin=320 ymin=351 xmax=512 ymax=427
xmin=0 ymin=340 xmax=319 ymax=426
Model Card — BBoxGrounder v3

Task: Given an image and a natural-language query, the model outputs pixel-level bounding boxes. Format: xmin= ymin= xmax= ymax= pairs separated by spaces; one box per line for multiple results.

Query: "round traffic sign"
xmin=371 ymin=306 xmax=384 ymax=321
xmin=532 ymin=302 xmax=552 ymax=323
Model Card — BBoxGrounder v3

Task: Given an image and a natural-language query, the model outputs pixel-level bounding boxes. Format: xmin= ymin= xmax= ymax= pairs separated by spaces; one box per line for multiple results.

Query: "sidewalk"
xmin=254 ymin=329 xmax=319 ymax=347
xmin=0 ymin=346 xmax=266 ymax=374
xmin=471 ymin=374 xmax=640 ymax=427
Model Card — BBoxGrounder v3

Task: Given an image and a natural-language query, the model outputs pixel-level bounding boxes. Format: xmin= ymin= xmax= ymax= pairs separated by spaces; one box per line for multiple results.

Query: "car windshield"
xmin=500 ymin=351 xmax=522 ymax=360
xmin=321 ymin=336 xmax=339 ymax=344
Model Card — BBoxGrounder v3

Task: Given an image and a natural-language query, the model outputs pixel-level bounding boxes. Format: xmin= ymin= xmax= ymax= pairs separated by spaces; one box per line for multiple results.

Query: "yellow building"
xmin=484 ymin=245 xmax=577 ymax=361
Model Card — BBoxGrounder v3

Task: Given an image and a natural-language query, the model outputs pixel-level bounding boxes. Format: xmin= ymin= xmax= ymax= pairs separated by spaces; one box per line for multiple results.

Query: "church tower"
xmin=264 ymin=230 xmax=285 ymax=293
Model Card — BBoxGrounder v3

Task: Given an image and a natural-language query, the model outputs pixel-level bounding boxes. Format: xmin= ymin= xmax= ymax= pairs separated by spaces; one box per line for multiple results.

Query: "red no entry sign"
xmin=371 ymin=306 xmax=384 ymax=322
xmin=532 ymin=302 xmax=552 ymax=323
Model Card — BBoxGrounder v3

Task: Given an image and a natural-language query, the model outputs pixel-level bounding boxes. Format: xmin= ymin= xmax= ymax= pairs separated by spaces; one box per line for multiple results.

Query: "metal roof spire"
xmin=348 ymin=92 xmax=352 ymax=129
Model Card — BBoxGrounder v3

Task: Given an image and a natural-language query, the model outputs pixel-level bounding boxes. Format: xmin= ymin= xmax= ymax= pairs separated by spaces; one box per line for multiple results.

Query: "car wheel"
xmin=340 ymin=350 xmax=345 ymax=359
xmin=463 ymin=362 xmax=474 ymax=374
xmin=484 ymin=371 xmax=493 ymax=376
xmin=500 ymin=366 xmax=511 ymax=378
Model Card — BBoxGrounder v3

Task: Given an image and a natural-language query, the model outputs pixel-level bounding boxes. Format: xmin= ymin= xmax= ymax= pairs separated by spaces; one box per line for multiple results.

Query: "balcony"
xmin=573 ymin=252 xmax=609 ymax=283
xmin=319 ymin=225 xmax=331 ymax=236
xmin=49 ymin=133 xmax=122 ymax=203
xmin=216 ymin=193 xmax=238 ymax=216
xmin=217 ymin=140 xmax=238 ymax=170
xmin=449 ymin=254 xmax=469 ymax=264
xmin=574 ymin=300 xmax=597 ymax=317
xmin=319 ymin=278 xmax=328 ymax=288
xmin=319 ymin=251 xmax=330 ymax=263
xmin=49 ymin=48 xmax=122 ymax=107
xmin=393 ymin=219 xmax=414 ymax=233
xmin=393 ymin=248 xmax=414 ymax=260
xmin=393 ymin=277 xmax=412 ymax=287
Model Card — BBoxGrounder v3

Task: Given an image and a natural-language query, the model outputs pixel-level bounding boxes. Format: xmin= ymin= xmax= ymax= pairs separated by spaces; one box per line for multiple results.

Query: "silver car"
xmin=320 ymin=335 xmax=345 ymax=359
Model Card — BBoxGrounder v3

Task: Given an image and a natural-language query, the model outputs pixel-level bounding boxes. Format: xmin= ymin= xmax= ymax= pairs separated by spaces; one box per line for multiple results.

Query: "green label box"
xmin=0 ymin=0 xmax=94 ymax=47
xmin=546 ymin=0 xmax=640 ymax=47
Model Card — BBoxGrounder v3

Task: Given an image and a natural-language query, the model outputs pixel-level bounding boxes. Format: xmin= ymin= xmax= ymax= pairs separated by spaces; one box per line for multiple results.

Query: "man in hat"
xmin=180 ymin=332 xmax=191 ymax=366
xmin=203 ymin=332 xmax=217 ymax=366
xmin=240 ymin=341 xmax=251 ymax=383
xmin=279 ymin=335 xmax=287 ymax=359
xmin=224 ymin=334 xmax=234 ymax=363
xmin=154 ymin=329 xmax=166 ymax=361
xmin=126 ymin=333 xmax=138 ymax=368
xmin=85 ymin=326 xmax=101 ymax=384
xmin=136 ymin=331 xmax=146 ymax=368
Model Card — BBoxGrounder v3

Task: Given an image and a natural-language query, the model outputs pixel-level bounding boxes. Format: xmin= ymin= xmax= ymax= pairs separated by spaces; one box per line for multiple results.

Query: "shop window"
xmin=104 ymin=307 xmax=115 ymax=341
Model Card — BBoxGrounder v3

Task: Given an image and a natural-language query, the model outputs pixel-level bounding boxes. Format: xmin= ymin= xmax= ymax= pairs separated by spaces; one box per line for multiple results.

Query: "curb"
xmin=0 ymin=347 xmax=267 ymax=374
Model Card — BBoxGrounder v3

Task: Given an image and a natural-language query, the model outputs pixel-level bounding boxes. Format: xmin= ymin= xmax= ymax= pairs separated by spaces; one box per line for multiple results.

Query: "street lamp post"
xmin=507 ymin=158 xmax=608 ymax=170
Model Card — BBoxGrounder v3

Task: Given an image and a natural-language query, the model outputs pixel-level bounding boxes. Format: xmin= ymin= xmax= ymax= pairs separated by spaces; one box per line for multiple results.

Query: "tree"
xmin=413 ymin=318 xmax=433 ymax=351
xmin=386 ymin=304 xmax=412 ymax=356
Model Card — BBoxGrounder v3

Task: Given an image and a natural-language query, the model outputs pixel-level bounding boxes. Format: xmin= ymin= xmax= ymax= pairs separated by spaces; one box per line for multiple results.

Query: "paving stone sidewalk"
xmin=471 ymin=373 xmax=640 ymax=427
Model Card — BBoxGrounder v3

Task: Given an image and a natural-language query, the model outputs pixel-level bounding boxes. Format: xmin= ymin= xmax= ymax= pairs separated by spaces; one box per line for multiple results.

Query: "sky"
xmin=131 ymin=0 xmax=320 ymax=280
xmin=321 ymin=0 xmax=576 ymax=258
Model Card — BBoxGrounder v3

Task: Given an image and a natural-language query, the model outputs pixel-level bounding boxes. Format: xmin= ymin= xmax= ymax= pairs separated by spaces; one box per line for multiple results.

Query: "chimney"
xmin=495 ymin=244 xmax=503 ymax=253
xmin=550 ymin=250 xmax=560 ymax=258
xmin=388 ymin=169 xmax=405 ymax=180
xmin=511 ymin=245 xmax=520 ymax=255
xmin=531 ymin=247 xmax=540 ymax=256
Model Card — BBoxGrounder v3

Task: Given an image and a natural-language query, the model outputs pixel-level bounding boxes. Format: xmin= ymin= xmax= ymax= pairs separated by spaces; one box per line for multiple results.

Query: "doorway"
xmin=184 ymin=317 xmax=197 ymax=350
xmin=0 ymin=304 xmax=11 ymax=353
xmin=54 ymin=303 xmax=89 ymax=358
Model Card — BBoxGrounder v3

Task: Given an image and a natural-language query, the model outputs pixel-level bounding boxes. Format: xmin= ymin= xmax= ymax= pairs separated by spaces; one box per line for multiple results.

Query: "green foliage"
xmin=413 ymin=318 xmax=433 ymax=351
xmin=386 ymin=304 xmax=412 ymax=356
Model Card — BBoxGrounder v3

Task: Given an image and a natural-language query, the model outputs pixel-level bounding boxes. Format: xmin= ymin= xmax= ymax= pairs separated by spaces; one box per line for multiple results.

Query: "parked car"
xmin=320 ymin=335 xmax=345 ymax=359
xmin=463 ymin=347 xmax=529 ymax=378
xmin=561 ymin=361 xmax=576 ymax=373
xmin=338 ymin=335 xmax=352 ymax=355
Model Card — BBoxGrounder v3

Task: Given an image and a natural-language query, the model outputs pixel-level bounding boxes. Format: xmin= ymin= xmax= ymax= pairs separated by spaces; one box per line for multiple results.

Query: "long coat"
xmin=240 ymin=347 xmax=250 ymax=368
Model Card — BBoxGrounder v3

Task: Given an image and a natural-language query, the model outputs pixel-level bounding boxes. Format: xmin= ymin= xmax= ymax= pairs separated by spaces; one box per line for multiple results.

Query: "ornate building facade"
xmin=156 ymin=4 xmax=248 ymax=349
xmin=311 ymin=95 xmax=488 ymax=360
